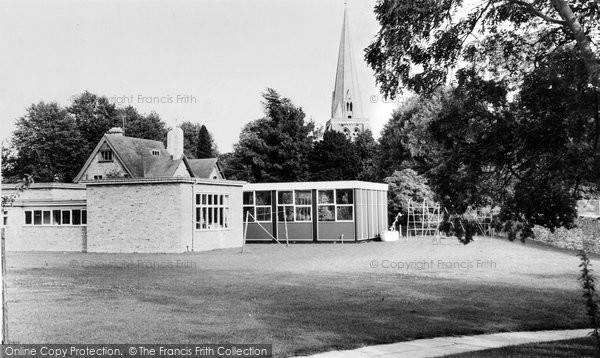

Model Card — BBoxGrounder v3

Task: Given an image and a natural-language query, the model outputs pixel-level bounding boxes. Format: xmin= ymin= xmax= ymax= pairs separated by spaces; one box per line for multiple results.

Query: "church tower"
xmin=326 ymin=3 xmax=370 ymax=139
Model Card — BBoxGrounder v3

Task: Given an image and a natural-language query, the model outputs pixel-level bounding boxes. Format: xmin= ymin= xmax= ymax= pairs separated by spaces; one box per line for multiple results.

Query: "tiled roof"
xmin=100 ymin=134 xmax=220 ymax=179
xmin=188 ymin=158 xmax=220 ymax=178
xmin=104 ymin=134 xmax=172 ymax=177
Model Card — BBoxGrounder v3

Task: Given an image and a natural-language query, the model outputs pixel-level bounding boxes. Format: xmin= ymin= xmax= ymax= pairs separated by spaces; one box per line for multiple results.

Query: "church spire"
xmin=327 ymin=2 xmax=369 ymax=138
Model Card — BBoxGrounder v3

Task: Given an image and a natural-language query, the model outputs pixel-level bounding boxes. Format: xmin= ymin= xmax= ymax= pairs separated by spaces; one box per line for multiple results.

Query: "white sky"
xmin=0 ymin=0 xmax=398 ymax=152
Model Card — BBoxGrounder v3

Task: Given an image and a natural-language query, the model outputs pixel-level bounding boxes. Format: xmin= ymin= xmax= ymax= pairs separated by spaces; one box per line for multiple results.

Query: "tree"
xmin=197 ymin=125 xmax=214 ymax=158
xmin=366 ymin=0 xmax=600 ymax=96
xmin=354 ymin=130 xmax=380 ymax=182
xmin=180 ymin=121 xmax=201 ymax=158
xmin=384 ymin=169 xmax=434 ymax=221
xmin=377 ymin=93 xmax=445 ymax=179
xmin=308 ymin=131 xmax=360 ymax=181
xmin=226 ymin=89 xmax=314 ymax=182
xmin=3 ymin=92 xmax=172 ymax=183
xmin=179 ymin=122 xmax=216 ymax=159
xmin=68 ymin=91 xmax=119 ymax=156
xmin=368 ymin=1 xmax=600 ymax=235
xmin=383 ymin=51 xmax=598 ymax=234
xmin=5 ymin=102 xmax=87 ymax=182
xmin=118 ymin=106 xmax=167 ymax=142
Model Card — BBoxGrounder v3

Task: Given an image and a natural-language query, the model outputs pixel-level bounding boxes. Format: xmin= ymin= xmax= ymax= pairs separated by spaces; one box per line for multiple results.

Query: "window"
xmin=317 ymin=189 xmax=354 ymax=222
xmin=317 ymin=190 xmax=335 ymax=222
xmin=3 ymin=210 xmax=7 ymax=226
xmin=33 ymin=210 xmax=42 ymax=225
xmin=42 ymin=211 xmax=51 ymax=225
xmin=151 ymin=149 xmax=160 ymax=156
xmin=295 ymin=190 xmax=312 ymax=222
xmin=242 ymin=191 xmax=271 ymax=222
xmin=72 ymin=210 xmax=82 ymax=225
xmin=93 ymin=175 xmax=103 ymax=180
xmin=53 ymin=210 xmax=61 ymax=225
xmin=277 ymin=191 xmax=294 ymax=222
xmin=255 ymin=191 xmax=272 ymax=222
xmin=243 ymin=192 xmax=255 ymax=222
xmin=196 ymin=193 xmax=230 ymax=230
xmin=62 ymin=210 xmax=71 ymax=225
xmin=99 ymin=150 xmax=113 ymax=162
xmin=336 ymin=189 xmax=354 ymax=221
xmin=277 ymin=190 xmax=312 ymax=222
xmin=24 ymin=209 xmax=87 ymax=226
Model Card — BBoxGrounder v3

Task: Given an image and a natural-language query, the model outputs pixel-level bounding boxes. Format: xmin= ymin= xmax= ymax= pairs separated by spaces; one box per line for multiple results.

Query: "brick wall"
xmin=532 ymin=218 xmax=600 ymax=254
xmin=87 ymin=182 xmax=191 ymax=253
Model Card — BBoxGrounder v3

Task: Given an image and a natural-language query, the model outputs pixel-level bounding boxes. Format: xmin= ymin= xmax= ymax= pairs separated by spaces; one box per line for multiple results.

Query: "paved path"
xmin=295 ymin=328 xmax=591 ymax=358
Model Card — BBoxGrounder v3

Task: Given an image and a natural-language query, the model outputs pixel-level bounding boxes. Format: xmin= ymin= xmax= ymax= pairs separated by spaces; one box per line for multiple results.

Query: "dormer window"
xmin=99 ymin=150 xmax=113 ymax=162
xmin=151 ymin=149 xmax=160 ymax=157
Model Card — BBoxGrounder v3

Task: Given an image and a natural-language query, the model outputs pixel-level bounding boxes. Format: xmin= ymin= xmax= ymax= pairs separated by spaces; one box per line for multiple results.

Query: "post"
xmin=1 ymin=227 xmax=8 ymax=344
xmin=241 ymin=210 xmax=249 ymax=254
xmin=283 ymin=207 xmax=289 ymax=247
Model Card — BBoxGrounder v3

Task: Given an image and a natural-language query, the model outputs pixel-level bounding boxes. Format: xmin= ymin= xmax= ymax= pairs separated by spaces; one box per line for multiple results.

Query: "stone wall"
xmin=86 ymin=182 xmax=191 ymax=253
xmin=532 ymin=218 xmax=600 ymax=254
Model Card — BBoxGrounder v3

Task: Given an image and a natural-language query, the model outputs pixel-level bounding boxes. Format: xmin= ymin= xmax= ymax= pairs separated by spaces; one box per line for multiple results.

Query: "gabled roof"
xmin=104 ymin=134 xmax=168 ymax=177
xmin=187 ymin=158 xmax=223 ymax=179
xmin=74 ymin=133 xmax=223 ymax=182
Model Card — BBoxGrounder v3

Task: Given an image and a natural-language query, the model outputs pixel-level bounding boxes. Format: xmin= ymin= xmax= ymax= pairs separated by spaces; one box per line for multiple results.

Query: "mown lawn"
xmin=5 ymin=237 xmax=596 ymax=357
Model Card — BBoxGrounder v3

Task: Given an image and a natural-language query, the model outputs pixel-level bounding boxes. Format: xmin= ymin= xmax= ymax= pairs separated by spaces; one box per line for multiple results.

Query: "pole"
xmin=283 ymin=207 xmax=289 ymax=247
xmin=1 ymin=227 xmax=8 ymax=344
xmin=241 ymin=210 xmax=249 ymax=254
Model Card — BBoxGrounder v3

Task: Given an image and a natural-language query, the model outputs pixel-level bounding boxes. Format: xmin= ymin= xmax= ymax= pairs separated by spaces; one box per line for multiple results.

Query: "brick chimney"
xmin=167 ymin=127 xmax=184 ymax=159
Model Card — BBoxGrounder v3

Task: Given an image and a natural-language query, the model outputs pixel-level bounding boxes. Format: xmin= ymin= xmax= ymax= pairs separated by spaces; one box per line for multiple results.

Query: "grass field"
xmin=5 ymin=236 xmax=596 ymax=357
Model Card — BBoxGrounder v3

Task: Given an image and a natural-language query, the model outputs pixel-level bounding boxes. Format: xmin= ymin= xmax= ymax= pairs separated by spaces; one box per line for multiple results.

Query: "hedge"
xmin=532 ymin=217 xmax=600 ymax=254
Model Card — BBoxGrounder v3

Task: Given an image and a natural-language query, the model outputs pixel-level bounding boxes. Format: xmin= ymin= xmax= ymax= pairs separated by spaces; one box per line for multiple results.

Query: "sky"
xmin=0 ymin=0 xmax=399 ymax=152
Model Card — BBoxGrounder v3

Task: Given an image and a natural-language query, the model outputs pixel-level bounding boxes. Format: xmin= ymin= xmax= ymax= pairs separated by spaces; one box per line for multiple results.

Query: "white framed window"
xmin=23 ymin=209 xmax=87 ymax=226
xmin=151 ymin=149 xmax=160 ymax=156
xmin=243 ymin=191 xmax=255 ymax=223
xmin=93 ymin=175 xmax=103 ymax=180
xmin=277 ymin=190 xmax=312 ymax=222
xmin=277 ymin=191 xmax=294 ymax=222
xmin=335 ymin=189 xmax=354 ymax=221
xmin=3 ymin=210 xmax=8 ymax=226
xmin=294 ymin=190 xmax=312 ymax=222
xmin=196 ymin=193 xmax=230 ymax=230
xmin=317 ymin=189 xmax=354 ymax=222
xmin=255 ymin=191 xmax=272 ymax=222
xmin=317 ymin=190 xmax=335 ymax=222
xmin=242 ymin=191 xmax=272 ymax=223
